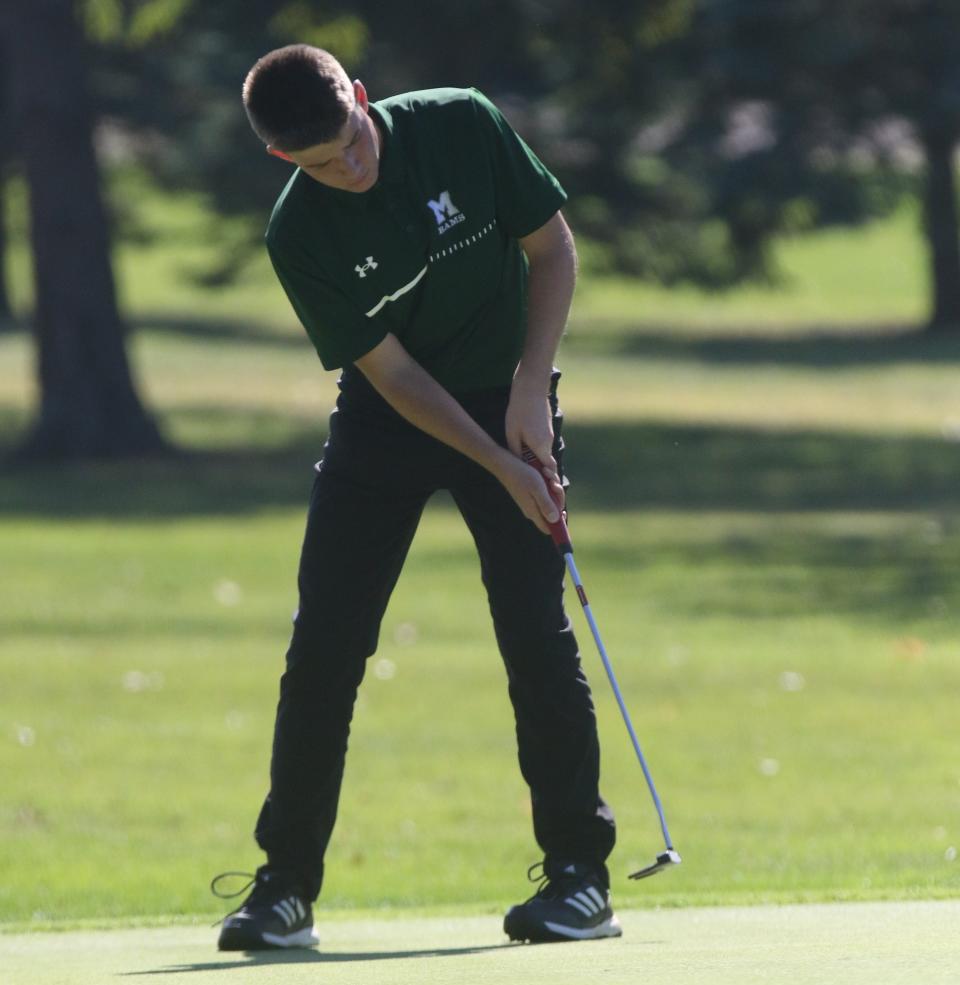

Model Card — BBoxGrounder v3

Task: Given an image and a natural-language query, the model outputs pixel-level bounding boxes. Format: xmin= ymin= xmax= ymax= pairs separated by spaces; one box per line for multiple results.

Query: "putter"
xmin=523 ymin=449 xmax=682 ymax=880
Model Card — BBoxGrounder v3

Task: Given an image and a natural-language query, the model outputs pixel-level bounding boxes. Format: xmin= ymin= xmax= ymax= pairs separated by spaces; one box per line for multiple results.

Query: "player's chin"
xmin=346 ymin=168 xmax=377 ymax=193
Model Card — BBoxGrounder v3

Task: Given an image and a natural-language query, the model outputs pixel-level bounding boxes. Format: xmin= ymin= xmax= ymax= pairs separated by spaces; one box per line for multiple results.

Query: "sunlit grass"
xmin=2 ymin=506 xmax=959 ymax=923
xmin=574 ymin=203 xmax=928 ymax=330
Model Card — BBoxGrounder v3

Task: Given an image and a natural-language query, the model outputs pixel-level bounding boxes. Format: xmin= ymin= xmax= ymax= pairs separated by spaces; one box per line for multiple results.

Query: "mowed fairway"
xmin=3 ymin=902 xmax=960 ymax=985
xmin=1 ymin=202 xmax=960 ymax=981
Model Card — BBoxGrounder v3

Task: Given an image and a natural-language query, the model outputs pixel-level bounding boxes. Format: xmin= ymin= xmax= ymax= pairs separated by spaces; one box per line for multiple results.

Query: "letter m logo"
xmin=427 ymin=191 xmax=460 ymax=225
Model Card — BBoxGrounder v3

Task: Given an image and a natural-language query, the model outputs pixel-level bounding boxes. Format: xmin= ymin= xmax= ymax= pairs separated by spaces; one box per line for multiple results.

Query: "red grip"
xmin=521 ymin=447 xmax=573 ymax=553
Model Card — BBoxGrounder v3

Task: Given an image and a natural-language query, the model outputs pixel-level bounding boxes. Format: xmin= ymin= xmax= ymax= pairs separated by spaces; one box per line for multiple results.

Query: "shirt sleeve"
xmin=266 ymin=232 xmax=388 ymax=371
xmin=469 ymin=88 xmax=568 ymax=239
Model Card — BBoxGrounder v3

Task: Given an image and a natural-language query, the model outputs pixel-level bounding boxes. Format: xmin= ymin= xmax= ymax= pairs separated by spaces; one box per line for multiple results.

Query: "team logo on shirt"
xmin=354 ymin=256 xmax=378 ymax=278
xmin=427 ymin=191 xmax=466 ymax=234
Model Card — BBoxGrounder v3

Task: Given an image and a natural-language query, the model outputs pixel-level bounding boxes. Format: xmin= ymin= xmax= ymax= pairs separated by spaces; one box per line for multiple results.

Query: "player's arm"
xmin=354 ymin=333 xmax=562 ymax=534
xmin=506 ymin=211 xmax=577 ymax=484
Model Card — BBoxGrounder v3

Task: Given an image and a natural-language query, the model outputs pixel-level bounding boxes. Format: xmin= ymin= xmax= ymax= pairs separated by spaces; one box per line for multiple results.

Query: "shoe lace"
xmin=522 ymin=861 xmax=562 ymax=903
xmin=522 ymin=861 xmax=594 ymax=904
xmin=209 ymin=870 xmax=259 ymax=927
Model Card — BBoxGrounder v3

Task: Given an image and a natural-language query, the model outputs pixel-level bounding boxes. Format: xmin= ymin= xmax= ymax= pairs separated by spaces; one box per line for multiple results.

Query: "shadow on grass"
xmin=130 ymin=314 xmax=309 ymax=350
xmin=565 ymin=323 xmax=960 ymax=368
xmin=132 ymin=312 xmax=960 ymax=368
xmin=1 ymin=312 xmax=304 ymax=348
xmin=561 ymin=420 xmax=960 ymax=513
xmin=122 ymin=942 xmax=513 ymax=974
xmin=134 ymin=314 xmax=960 ymax=369
xmin=1 ymin=411 xmax=958 ymax=519
xmin=11 ymin=309 xmax=960 ymax=366
xmin=2 ymin=408 xmax=958 ymax=625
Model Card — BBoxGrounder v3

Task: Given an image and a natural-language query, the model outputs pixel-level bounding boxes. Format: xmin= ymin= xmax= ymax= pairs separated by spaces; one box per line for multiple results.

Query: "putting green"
xmin=2 ymin=901 xmax=958 ymax=985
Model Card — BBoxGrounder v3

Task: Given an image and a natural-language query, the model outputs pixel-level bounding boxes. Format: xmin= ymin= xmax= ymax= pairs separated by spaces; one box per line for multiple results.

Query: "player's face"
xmin=281 ymin=81 xmax=381 ymax=193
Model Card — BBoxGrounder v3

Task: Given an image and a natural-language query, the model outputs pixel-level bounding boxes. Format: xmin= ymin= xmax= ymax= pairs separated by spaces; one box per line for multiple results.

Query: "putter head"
xmin=629 ymin=849 xmax=682 ymax=880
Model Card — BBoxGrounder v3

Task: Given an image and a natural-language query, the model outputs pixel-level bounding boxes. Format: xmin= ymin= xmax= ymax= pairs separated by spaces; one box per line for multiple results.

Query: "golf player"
xmin=217 ymin=44 xmax=618 ymax=949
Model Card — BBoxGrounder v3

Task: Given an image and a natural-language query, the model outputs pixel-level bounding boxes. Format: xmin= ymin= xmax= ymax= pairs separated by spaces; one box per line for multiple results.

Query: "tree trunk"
xmin=921 ymin=128 xmax=960 ymax=333
xmin=2 ymin=0 xmax=167 ymax=459
xmin=0 ymin=33 xmax=11 ymax=327
xmin=0 ymin=174 xmax=11 ymax=325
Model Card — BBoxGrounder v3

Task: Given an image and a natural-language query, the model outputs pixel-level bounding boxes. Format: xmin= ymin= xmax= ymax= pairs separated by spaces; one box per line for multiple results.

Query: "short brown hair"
xmin=242 ymin=45 xmax=354 ymax=151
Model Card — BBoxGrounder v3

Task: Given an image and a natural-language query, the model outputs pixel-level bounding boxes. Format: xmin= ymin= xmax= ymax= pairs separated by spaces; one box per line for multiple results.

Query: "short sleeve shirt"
xmin=265 ymin=88 xmax=567 ymax=393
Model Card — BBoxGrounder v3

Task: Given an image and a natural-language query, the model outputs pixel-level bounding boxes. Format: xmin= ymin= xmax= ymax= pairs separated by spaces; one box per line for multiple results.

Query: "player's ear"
xmin=353 ymin=80 xmax=369 ymax=111
xmin=267 ymin=146 xmax=295 ymax=163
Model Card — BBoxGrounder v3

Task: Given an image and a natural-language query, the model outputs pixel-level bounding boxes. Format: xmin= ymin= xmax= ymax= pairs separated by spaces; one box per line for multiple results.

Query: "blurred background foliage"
xmin=60 ymin=0 xmax=955 ymax=293
xmin=1 ymin=0 xmax=960 ymax=456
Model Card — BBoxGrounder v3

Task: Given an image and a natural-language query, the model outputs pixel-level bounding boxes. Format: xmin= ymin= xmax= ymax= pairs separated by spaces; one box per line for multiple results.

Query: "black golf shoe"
xmin=504 ymin=861 xmax=622 ymax=943
xmin=213 ymin=868 xmax=318 ymax=951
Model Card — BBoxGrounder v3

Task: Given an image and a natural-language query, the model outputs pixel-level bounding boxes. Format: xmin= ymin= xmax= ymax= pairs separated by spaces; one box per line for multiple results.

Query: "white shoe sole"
xmin=261 ymin=927 xmax=320 ymax=948
xmin=542 ymin=915 xmax=623 ymax=940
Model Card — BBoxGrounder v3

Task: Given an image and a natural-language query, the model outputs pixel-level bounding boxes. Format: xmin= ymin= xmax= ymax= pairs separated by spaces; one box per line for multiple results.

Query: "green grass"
xmin=2 ymin=368 xmax=960 ymax=922
xmin=3 ymin=902 xmax=960 ymax=985
xmin=1 ymin=175 xmax=960 ymax=930
xmin=2 ymin=494 xmax=959 ymax=924
xmin=575 ymin=203 xmax=929 ymax=330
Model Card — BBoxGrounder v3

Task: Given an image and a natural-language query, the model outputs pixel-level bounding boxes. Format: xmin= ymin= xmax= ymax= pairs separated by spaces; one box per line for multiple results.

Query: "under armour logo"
xmin=355 ymin=256 xmax=378 ymax=278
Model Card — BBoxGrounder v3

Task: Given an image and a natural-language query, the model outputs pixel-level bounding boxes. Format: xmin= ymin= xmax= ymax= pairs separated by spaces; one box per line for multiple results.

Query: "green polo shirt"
xmin=265 ymin=88 xmax=567 ymax=393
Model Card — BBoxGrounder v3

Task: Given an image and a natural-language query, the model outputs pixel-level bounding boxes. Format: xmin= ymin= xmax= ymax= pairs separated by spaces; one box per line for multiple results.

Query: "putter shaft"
xmin=561 ymin=550 xmax=676 ymax=853
xmin=522 ymin=448 xmax=680 ymax=875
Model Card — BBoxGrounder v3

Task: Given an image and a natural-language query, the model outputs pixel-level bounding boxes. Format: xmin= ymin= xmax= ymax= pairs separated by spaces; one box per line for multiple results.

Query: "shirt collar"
xmin=369 ymin=101 xmax=404 ymax=186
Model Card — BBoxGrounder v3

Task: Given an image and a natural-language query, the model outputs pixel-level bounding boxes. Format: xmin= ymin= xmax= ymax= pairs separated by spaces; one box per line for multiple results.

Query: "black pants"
xmin=254 ymin=369 xmax=616 ymax=900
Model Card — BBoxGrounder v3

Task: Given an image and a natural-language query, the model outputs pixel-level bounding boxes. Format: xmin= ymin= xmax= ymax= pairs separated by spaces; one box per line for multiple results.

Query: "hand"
xmin=505 ymin=377 xmax=558 ymax=484
xmin=493 ymin=448 xmax=564 ymax=535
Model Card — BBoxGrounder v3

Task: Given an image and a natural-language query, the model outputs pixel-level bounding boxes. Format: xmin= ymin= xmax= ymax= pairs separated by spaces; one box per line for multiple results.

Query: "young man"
xmin=217 ymin=44 xmax=618 ymax=949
